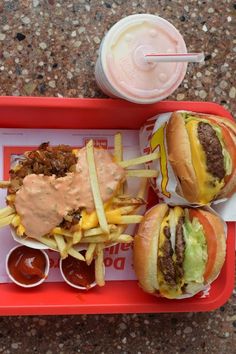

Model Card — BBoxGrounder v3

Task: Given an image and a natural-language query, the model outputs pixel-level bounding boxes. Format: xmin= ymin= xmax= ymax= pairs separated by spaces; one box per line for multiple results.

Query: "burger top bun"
xmin=166 ymin=112 xmax=199 ymax=203
xmin=133 ymin=204 xmax=168 ymax=294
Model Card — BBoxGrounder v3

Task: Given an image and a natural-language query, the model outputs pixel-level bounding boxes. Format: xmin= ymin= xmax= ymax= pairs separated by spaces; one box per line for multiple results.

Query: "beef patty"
xmin=197 ymin=122 xmax=225 ymax=180
xmin=175 ymin=216 xmax=185 ymax=280
xmin=158 ymin=216 xmax=186 ymax=287
xmin=158 ymin=226 xmax=177 ymax=286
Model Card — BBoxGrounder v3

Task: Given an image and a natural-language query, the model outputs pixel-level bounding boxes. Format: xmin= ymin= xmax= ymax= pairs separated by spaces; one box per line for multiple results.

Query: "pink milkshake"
xmin=95 ymin=14 xmax=188 ymax=104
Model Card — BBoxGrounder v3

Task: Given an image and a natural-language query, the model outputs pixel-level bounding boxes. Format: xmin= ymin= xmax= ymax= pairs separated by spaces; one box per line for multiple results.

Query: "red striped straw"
xmin=144 ymin=52 xmax=204 ymax=63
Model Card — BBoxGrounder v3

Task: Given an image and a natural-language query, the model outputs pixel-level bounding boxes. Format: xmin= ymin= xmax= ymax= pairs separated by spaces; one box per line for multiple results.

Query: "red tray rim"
xmin=0 ymin=97 xmax=234 ymax=315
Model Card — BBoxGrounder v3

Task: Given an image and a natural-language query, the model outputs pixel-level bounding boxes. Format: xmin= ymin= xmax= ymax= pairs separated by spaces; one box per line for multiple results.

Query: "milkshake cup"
xmin=95 ymin=14 xmax=188 ymax=104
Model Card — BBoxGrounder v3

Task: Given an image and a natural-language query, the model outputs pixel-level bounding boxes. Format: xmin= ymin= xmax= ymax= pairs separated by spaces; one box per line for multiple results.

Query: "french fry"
xmin=119 ymin=151 xmax=160 ymax=168
xmin=114 ymin=133 xmax=123 ymax=195
xmin=86 ymin=140 xmax=109 ymax=234
xmin=83 ymin=227 xmax=103 ymax=237
xmin=112 ymin=195 xmax=145 ymax=207
xmin=83 ymin=224 xmax=117 ymax=237
xmin=0 ymin=181 xmax=11 ymax=188
xmin=0 ymin=206 xmax=15 ymax=218
xmin=120 ymin=215 xmax=143 ymax=224
xmin=108 ymin=232 xmax=133 ymax=243
xmin=54 ymin=234 xmax=67 ymax=259
xmin=11 ymin=214 xmax=21 ymax=227
xmin=16 ymin=224 xmax=25 ymax=236
xmin=106 ymin=214 xmax=143 ymax=225
xmin=115 ymin=225 xmax=126 ymax=235
xmin=137 ymin=178 xmax=148 ymax=199
xmin=39 ymin=236 xmax=58 ymax=250
xmin=116 ymin=234 xmax=133 ymax=243
xmin=114 ymin=133 xmax=123 ymax=163
xmin=72 ymin=230 xmax=82 ymax=244
xmin=0 ymin=214 xmax=15 ymax=227
xmin=111 ymin=206 xmax=137 ymax=215
xmin=95 ymin=243 xmax=105 ymax=287
xmin=126 ymin=169 xmax=158 ymax=178
xmin=80 ymin=234 xmax=110 ymax=243
xmin=105 ymin=207 xmax=140 ymax=224
xmin=85 ymin=243 xmax=96 ymax=265
xmin=52 ymin=227 xmax=73 ymax=237
xmin=107 ymin=222 xmax=129 ymax=240
xmin=68 ymin=247 xmax=85 ymax=261
xmin=65 ymin=236 xmax=73 ymax=251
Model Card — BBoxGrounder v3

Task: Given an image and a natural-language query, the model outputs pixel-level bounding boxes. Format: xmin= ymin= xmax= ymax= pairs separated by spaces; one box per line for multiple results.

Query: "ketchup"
xmin=8 ymin=246 xmax=47 ymax=285
xmin=61 ymin=252 xmax=95 ymax=289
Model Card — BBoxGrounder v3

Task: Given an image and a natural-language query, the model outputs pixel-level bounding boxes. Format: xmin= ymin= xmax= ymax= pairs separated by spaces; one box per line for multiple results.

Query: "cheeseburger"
xmin=133 ymin=204 xmax=226 ymax=299
xmin=166 ymin=112 xmax=236 ymax=204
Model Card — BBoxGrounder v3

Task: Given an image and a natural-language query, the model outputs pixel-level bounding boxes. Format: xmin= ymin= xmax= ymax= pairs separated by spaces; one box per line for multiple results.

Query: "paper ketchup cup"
xmin=95 ymin=14 xmax=187 ymax=104
xmin=59 ymin=251 xmax=100 ymax=290
xmin=6 ymin=245 xmax=50 ymax=288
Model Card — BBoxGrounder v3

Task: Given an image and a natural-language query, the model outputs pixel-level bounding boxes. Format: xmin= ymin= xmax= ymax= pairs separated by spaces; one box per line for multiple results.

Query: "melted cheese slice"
xmin=186 ymin=120 xmax=224 ymax=204
xmin=81 ymin=201 xmax=114 ymax=230
xmin=174 ymin=206 xmax=184 ymax=220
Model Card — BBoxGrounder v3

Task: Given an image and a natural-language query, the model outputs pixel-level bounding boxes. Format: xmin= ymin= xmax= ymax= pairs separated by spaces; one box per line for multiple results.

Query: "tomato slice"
xmin=189 ymin=209 xmax=217 ymax=282
xmin=205 ymin=116 xmax=236 ymax=136
xmin=220 ymin=126 xmax=236 ymax=183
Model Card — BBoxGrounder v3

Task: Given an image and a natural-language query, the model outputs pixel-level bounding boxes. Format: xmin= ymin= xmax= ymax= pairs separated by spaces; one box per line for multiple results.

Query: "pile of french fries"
xmin=0 ymin=133 xmax=159 ymax=286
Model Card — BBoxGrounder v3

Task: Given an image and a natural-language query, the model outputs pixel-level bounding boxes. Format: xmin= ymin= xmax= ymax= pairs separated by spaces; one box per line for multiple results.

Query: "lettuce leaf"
xmin=183 ymin=217 xmax=208 ymax=283
xmin=213 ymin=125 xmax=232 ymax=175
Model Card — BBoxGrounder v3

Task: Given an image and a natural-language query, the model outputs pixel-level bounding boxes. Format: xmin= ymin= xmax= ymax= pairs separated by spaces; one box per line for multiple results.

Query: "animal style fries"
xmin=0 ymin=134 xmax=159 ymax=287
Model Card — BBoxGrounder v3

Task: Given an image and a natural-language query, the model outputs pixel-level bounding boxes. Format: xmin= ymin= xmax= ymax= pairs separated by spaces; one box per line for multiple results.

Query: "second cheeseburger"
xmin=133 ymin=204 xmax=226 ymax=299
xmin=166 ymin=112 xmax=236 ymax=204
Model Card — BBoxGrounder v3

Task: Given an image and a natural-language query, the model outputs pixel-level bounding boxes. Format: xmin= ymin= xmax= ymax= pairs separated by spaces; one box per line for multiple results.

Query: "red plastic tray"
xmin=0 ymin=97 xmax=234 ymax=315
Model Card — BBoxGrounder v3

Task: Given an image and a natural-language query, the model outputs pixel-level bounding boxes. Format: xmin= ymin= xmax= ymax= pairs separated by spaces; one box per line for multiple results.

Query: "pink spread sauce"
xmin=14 ymin=148 xmax=125 ymax=239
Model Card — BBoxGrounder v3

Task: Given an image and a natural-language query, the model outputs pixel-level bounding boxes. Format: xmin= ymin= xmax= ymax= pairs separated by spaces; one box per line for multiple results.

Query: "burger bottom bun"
xmin=153 ymin=283 xmax=210 ymax=300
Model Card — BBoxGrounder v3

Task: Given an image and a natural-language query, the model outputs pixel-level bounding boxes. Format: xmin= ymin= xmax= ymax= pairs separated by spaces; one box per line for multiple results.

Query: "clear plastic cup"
xmin=95 ymin=14 xmax=188 ymax=104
